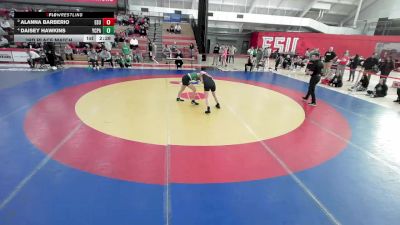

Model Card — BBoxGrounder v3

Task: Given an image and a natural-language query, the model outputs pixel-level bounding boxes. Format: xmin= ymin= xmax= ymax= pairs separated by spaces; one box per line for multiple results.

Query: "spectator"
xmin=272 ymin=49 xmax=279 ymax=59
xmin=293 ymin=56 xmax=304 ymax=69
xmin=212 ymin=43 xmax=220 ymax=66
xmin=27 ymin=49 xmax=40 ymax=68
xmin=117 ymin=14 xmax=123 ymax=26
xmin=275 ymin=54 xmax=283 ymax=71
xmin=128 ymin=16 xmax=134 ymax=25
xmin=104 ymin=41 xmax=112 ymax=51
xmin=175 ymin=50 xmax=184 ymax=69
xmin=0 ymin=18 xmax=11 ymax=31
xmin=362 ymin=53 xmax=379 ymax=82
xmin=218 ymin=44 xmax=224 ymax=64
xmin=44 ymin=42 xmax=55 ymax=68
xmin=118 ymin=31 xmax=126 ymax=42
xmin=256 ymin=48 xmax=263 ymax=67
xmin=121 ymin=42 xmax=131 ymax=56
xmin=82 ymin=43 xmax=91 ymax=55
xmin=309 ymin=48 xmax=320 ymax=58
xmin=247 ymin=46 xmax=256 ymax=57
xmin=221 ymin=46 xmax=228 ymax=67
xmin=229 ymin=45 xmax=237 ymax=63
xmin=348 ymin=54 xmax=360 ymax=82
xmin=348 ymin=74 xmax=369 ymax=92
xmin=100 ymin=49 xmax=113 ymax=68
xmin=379 ymin=56 xmax=395 ymax=83
xmin=168 ymin=24 xmax=175 ymax=33
xmin=133 ymin=49 xmax=143 ymax=63
xmin=143 ymin=22 xmax=149 ymax=31
xmin=95 ymin=43 xmax=102 ymax=53
xmin=323 ymin=47 xmax=337 ymax=76
xmin=162 ymin=44 xmax=172 ymax=58
xmin=130 ymin=37 xmax=139 ymax=50
xmin=0 ymin=26 xmax=6 ymax=36
xmin=282 ymin=55 xmax=292 ymax=69
xmin=54 ymin=50 xmax=64 ymax=68
xmin=0 ymin=35 xmax=9 ymax=47
xmin=245 ymin=55 xmax=254 ymax=72
xmin=336 ymin=51 xmax=350 ymax=79
xmin=367 ymin=78 xmax=388 ymax=98
xmin=189 ymin=43 xmax=195 ymax=58
xmin=304 ymin=48 xmax=311 ymax=59
xmin=125 ymin=54 xmax=132 ymax=67
xmin=134 ymin=23 xmax=140 ymax=34
xmin=170 ymin=42 xmax=178 ymax=55
xmin=122 ymin=14 xmax=129 ymax=25
xmin=148 ymin=40 xmax=159 ymax=64
xmin=114 ymin=52 xmax=125 ymax=68
xmin=139 ymin=25 xmax=146 ymax=38
xmin=64 ymin=44 xmax=74 ymax=60
xmin=174 ymin=24 xmax=182 ymax=34
xmin=261 ymin=46 xmax=271 ymax=67
xmin=139 ymin=17 xmax=146 ymax=25
xmin=87 ymin=48 xmax=99 ymax=70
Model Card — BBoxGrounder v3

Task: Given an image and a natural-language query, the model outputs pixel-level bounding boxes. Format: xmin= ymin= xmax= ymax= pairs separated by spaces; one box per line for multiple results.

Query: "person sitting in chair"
xmin=175 ymin=50 xmax=184 ymax=69
xmin=167 ymin=24 xmax=175 ymax=33
xmin=162 ymin=44 xmax=172 ymax=59
xmin=348 ymin=74 xmax=369 ymax=92
xmin=245 ymin=55 xmax=254 ymax=72
xmin=114 ymin=52 xmax=125 ymax=68
xmin=64 ymin=44 xmax=74 ymax=60
xmin=174 ymin=24 xmax=182 ymax=34
xmin=125 ymin=54 xmax=132 ymax=68
xmin=366 ymin=78 xmax=388 ymax=98
xmin=27 ymin=49 xmax=41 ymax=68
xmin=88 ymin=48 xmax=99 ymax=70
xmin=100 ymin=49 xmax=114 ymax=68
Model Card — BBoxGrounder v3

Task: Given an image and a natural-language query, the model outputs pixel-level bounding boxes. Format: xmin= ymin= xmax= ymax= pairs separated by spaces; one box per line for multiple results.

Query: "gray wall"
xmin=207 ymin=32 xmax=252 ymax=54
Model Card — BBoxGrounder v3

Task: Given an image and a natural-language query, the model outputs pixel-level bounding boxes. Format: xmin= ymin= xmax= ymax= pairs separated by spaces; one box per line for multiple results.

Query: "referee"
xmin=302 ymin=54 xmax=323 ymax=106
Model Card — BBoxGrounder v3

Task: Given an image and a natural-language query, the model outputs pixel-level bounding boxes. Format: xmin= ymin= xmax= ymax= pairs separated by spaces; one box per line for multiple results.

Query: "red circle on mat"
xmin=24 ymin=75 xmax=351 ymax=184
xmin=180 ymin=92 xmax=205 ymax=100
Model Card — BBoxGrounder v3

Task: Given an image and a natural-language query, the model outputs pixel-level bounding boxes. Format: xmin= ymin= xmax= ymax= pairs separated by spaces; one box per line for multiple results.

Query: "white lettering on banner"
xmin=285 ymin=37 xmax=291 ymax=52
xmin=262 ymin=37 xmax=273 ymax=48
xmin=262 ymin=36 xmax=300 ymax=53
xmin=274 ymin=37 xmax=285 ymax=53
xmin=291 ymin=37 xmax=299 ymax=52
xmin=0 ymin=51 xmax=13 ymax=62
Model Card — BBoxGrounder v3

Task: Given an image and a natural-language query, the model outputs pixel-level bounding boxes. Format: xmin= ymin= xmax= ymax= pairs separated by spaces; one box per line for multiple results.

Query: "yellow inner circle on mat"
xmin=75 ymin=78 xmax=305 ymax=146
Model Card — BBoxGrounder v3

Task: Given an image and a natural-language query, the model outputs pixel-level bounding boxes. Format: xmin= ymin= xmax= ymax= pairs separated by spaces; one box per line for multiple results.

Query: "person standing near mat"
xmin=176 ymin=72 xmax=200 ymax=105
xmin=323 ymin=47 xmax=337 ymax=77
xmin=198 ymin=71 xmax=220 ymax=114
xmin=303 ymin=54 xmax=324 ymax=106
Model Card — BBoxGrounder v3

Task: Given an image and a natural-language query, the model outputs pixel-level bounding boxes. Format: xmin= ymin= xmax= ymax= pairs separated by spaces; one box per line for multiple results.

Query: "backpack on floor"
xmin=321 ymin=78 xmax=330 ymax=85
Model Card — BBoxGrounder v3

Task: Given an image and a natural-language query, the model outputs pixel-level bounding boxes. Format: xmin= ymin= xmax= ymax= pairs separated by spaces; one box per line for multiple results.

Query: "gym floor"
xmin=0 ymin=68 xmax=400 ymax=225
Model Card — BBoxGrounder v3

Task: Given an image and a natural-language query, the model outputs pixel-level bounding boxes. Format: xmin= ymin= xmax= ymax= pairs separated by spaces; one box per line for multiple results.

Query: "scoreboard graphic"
xmin=14 ymin=12 xmax=115 ymax=42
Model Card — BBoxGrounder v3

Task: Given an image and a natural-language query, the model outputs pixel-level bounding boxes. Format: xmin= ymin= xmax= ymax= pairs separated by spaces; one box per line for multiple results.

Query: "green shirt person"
xmin=125 ymin=55 xmax=132 ymax=67
xmin=176 ymin=72 xmax=201 ymax=105
xmin=122 ymin=42 xmax=131 ymax=56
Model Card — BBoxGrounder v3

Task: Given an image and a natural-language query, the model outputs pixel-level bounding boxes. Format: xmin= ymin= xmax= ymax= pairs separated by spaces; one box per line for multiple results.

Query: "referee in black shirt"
xmin=303 ymin=54 xmax=324 ymax=106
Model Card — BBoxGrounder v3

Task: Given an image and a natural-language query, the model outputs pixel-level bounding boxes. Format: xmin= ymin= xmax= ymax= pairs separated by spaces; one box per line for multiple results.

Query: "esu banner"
xmin=250 ymin=31 xmax=400 ymax=58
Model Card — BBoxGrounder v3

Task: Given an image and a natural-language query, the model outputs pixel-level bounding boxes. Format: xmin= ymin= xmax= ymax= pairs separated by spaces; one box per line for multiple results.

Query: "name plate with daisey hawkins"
xmin=15 ymin=26 xmax=103 ymax=34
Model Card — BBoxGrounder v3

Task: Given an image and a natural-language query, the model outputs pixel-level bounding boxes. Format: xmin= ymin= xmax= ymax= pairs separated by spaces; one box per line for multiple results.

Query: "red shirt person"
xmin=336 ymin=52 xmax=350 ymax=78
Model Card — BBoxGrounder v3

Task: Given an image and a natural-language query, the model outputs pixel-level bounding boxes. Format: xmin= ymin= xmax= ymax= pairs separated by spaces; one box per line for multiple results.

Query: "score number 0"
xmin=94 ymin=18 xmax=115 ymax=26
xmin=102 ymin=18 xmax=115 ymax=26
